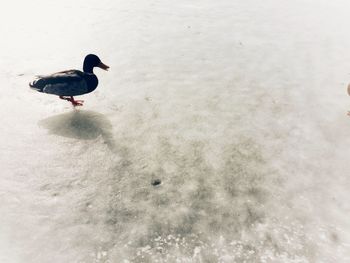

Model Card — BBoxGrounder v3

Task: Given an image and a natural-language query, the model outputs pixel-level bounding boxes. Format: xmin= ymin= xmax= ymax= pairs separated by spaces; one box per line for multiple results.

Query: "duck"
xmin=29 ymin=54 xmax=109 ymax=106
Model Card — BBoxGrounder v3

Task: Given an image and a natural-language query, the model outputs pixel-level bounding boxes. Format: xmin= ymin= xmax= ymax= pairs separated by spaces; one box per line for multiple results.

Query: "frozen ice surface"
xmin=1 ymin=0 xmax=350 ymax=262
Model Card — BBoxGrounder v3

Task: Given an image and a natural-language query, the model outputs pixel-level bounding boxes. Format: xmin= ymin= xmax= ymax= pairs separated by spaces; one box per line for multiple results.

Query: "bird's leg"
xmin=59 ymin=96 xmax=84 ymax=106
xmin=59 ymin=96 xmax=70 ymax=101
xmin=69 ymin=96 xmax=84 ymax=106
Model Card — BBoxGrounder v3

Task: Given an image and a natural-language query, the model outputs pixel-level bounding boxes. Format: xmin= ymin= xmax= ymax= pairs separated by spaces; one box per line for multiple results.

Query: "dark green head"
xmin=83 ymin=54 xmax=109 ymax=73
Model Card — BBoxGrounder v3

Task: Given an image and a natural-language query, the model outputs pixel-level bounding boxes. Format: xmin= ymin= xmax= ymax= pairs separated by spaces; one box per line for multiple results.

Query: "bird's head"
xmin=83 ymin=54 xmax=109 ymax=73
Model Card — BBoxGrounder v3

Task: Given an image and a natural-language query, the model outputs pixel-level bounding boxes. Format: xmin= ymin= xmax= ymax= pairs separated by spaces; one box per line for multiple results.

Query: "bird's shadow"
xmin=39 ymin=110 xmax=116 ymax=151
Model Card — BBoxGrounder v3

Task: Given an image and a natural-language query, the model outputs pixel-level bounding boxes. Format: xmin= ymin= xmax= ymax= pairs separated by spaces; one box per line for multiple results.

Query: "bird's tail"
xmin=29 ymin=79 xmax=43 ymax=92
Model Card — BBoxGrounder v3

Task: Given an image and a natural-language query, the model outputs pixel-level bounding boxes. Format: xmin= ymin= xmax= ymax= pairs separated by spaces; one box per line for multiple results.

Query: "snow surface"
xmin=1 ymin=0 xmax=350 ymax=262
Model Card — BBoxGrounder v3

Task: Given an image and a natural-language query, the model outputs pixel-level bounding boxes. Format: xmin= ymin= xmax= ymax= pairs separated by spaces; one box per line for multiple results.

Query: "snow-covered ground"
xmin=1 ymin=0 xmax=350 ymax=262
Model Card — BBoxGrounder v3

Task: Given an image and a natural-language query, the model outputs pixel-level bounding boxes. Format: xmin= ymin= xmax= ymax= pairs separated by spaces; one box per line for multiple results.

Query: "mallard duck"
xmin=29 ymin=54 xmax=109 ymax=106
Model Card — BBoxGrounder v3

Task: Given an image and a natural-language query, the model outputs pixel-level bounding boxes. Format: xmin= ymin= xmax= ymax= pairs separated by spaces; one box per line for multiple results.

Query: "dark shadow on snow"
xmin=39 ymin=110 xmax=116 ymax=151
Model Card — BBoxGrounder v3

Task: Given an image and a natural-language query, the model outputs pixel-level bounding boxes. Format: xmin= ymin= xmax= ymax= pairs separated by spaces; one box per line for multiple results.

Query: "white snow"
xmin=1 ymin=0 xmax=350 ymax=262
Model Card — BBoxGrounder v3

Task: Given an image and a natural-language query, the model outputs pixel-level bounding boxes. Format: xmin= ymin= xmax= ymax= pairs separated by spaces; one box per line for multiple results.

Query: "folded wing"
xmin=30 ymin=70 xmax=88 ymax=96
